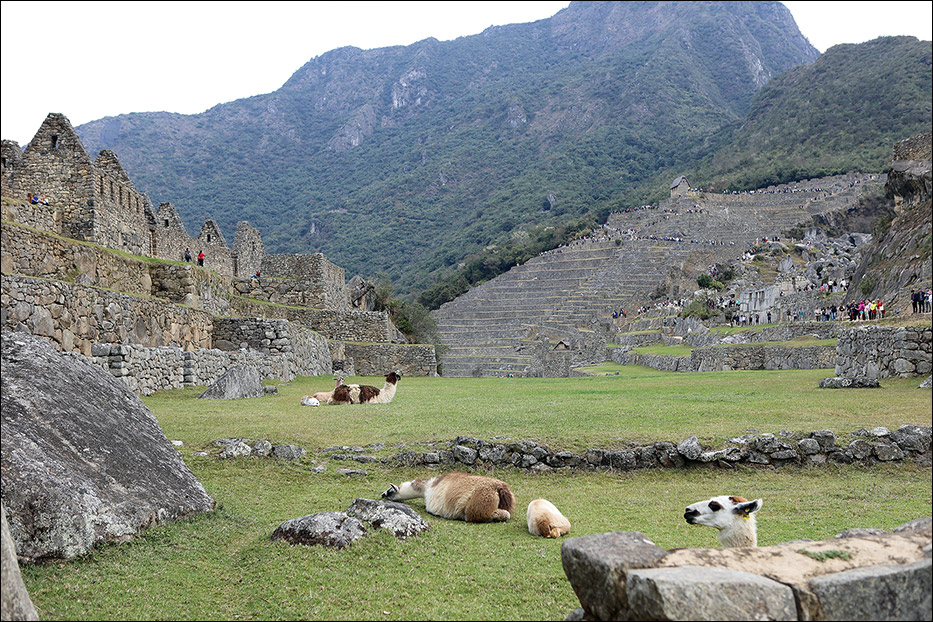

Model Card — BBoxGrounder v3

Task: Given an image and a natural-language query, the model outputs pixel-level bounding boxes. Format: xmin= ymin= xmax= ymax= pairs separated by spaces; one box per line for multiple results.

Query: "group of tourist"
xmin=843 ymin=300 xmax=885 ymax=321
xmin=912 ymin=289 xmax=933 ymax=313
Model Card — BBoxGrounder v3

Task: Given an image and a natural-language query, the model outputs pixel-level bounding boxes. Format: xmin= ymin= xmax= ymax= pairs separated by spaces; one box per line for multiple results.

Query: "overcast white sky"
xmin=1 ymin=1 xmax=931 ymax=146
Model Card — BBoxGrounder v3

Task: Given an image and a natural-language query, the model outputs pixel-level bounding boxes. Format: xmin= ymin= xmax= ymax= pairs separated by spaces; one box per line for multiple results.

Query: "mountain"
xmin=74 ymin=1 xmax=823 ymax=296
xmin=695 ymin=36 xmax=933 ymax=189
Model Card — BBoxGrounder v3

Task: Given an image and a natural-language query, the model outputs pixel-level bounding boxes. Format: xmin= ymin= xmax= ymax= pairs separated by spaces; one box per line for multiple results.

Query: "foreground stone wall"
xmin=835 ymin=324 xmax=932 ymax=379
xmin=381 ymin=426 xmax=931 ymax=472
xmin=1 ymin=275 xmax=213 ymax=356
xmin=343 ymin=342 xmax=438 ymax=377
xmin=561 ymin=521 xmax=932 ymax=621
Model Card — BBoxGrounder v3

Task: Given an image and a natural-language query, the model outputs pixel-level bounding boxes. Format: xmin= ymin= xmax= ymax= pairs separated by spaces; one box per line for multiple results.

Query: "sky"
xmin=1 ymin=1 xmax=931 ymax=146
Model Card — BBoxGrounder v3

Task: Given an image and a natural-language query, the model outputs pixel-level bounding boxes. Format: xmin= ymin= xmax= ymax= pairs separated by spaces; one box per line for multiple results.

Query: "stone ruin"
xmin=1 ymin=113 xmax=438 ymax=392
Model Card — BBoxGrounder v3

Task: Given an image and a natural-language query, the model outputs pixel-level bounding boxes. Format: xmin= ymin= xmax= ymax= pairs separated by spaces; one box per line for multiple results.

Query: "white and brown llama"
xmin=329 ymin=371 xmax=401 ymax=405
xmin=526 ymin=498 xmax=571 ymax=538
xmin=300 ymin=376 xmax=344 ymax=406
xmin=683 ymin=495 xmax=763 ymax=547
xmin=382 ymin=472 xmax=515 ymax=523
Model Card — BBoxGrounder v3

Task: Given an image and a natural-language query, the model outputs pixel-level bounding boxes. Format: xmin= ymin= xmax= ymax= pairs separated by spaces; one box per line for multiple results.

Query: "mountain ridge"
xmin=68 ymin=2 xmax=927 ymax=299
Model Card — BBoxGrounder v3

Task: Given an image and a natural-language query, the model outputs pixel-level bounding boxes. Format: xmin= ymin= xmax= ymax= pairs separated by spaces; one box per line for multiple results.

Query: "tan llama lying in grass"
xmin=526 ymin=498 xmax=571 ymax=538
xmin=683 ymin=495 xmax=763 ymax=547
xmin=301 ymin=376 xmax=344 ymax=406
xmin=329 ymin=372 xmax=401 ymax=405
xmin=382 ymin=472 xmax=515 ymax=523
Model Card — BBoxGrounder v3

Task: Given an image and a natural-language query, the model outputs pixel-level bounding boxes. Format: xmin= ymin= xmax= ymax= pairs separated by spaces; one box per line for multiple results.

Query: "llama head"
xmin=382 ymin=483 xmax=400 ymax=500
xmin=683 ymin=495 xmax=762 ymax=531
xmin=386 ymin=371 xmax=401 ymax=385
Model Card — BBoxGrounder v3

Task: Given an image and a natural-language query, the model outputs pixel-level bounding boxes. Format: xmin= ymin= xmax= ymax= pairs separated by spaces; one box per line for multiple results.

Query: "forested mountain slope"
xmin=75 ymin=1 xmax=821 ymax=294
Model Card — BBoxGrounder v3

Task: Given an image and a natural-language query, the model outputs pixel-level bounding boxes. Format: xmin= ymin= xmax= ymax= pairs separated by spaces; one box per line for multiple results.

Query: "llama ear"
xmin=734 ymin=499 xmax=762 ymax=516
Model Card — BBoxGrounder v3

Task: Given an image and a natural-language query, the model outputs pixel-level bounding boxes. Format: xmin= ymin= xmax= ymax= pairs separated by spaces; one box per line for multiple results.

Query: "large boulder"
xmin=198 ymin=365 xmax=263 ymax=399
xmin=1 ymin=502 xmax=38 ymax=621
xmin=1 ymin=332 xmax=215 ymax=561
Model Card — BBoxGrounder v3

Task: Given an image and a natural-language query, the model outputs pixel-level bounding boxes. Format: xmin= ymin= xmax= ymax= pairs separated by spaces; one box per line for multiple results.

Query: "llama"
xmin=382 ymin=472 xmax=515 ymax=523
xmin=683 ymin=495 xmax=763 ymax=547
xmin=329 ymin=371 xmax=401 ymax=405
xmin=526 ymin=498 xmax=571 ymax=538
xmin=304 ymin=376 xmax=344 ymax=405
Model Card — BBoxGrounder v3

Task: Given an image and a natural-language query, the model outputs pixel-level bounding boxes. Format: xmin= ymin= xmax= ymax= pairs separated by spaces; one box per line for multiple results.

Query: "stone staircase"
xmin=434 ymin=174 xmax=884 ymax=377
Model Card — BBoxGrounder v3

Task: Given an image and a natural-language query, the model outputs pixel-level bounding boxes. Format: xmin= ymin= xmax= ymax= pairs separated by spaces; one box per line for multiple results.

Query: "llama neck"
xmin=375 ymin=382 xmax=397 ymax=403
xmin=719 ymin=516 xmax=757 ymax=547
xmin=395 ymin=478 xmax=429 ymax=500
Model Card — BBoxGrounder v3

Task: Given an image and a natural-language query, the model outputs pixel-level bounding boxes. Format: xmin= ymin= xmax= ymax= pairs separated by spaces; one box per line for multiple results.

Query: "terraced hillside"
xmin=434 ymin=174 xmax=883 ymax=377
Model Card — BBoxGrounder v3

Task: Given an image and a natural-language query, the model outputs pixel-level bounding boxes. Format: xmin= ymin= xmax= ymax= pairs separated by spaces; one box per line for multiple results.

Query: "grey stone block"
xmin=807 ymin=559 xmax=932 ymax=621
xmin=626 ymin=565 xmax=797 ymax=621
xmin=561 ymin=531 xmax=668 ymax=621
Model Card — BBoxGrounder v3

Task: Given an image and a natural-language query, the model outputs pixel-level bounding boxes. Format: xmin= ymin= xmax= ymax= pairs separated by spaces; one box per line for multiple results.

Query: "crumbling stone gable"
xmin=15 ymin=113 xmax=96 ymax=241
xmin=233 ymin=221 xmax=264 ymax=278
xmin=196 ymin=220 xmax=234 ymax=274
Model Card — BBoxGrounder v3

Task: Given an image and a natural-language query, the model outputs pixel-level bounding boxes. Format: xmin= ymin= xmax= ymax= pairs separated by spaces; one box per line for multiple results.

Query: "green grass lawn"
xmin=19 ymin=368 xmax=933 ymax=621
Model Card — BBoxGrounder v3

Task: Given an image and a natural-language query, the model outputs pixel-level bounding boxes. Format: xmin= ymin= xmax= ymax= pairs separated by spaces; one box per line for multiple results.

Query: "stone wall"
xmin=88 ymin=324 xmax=331 ymax=396
xmin=261 ymin=253 xmax=348 ymax=311
xmin=0 ymin=195 xmax=59 ymax=234
xmin=383 ymin=425 xmax=931 ymax=472
xmin=343 ymin=342 xmax=438 ymax=377
xmin=1 ymin=275 xmax=213 ymax=356
xmin=1 ymin=221 xmax=152 ymax=295
xmin=692 ymin=344 xmax=836 ymax=372
xmin=614 ymin=343 xmax=836 ymax=372
xmin=835 ymin=324 xmax=932 ymax=379
xmin=90 ymin=150 xmax=156 ymax=257
xmin=230 ymin=296 xmax=393 ymax=342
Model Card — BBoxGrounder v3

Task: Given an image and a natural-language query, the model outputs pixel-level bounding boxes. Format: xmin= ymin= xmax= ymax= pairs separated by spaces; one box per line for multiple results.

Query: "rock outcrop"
xmin=0 ymin=332 xmax=215 ymax=561
xmin=198 ymin=365 xmax=264 ymax=400
xmin=562 ymin=519 xmax=932 ymax=621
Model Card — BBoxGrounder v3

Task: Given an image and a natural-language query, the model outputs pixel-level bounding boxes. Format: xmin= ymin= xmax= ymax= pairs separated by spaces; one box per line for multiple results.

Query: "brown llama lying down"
xmin=329 ymin=371 xmax=401 ymax=405
xmin=683 ymin=495 xmax=763 ymax=547
xmin=526 ymin=498 xmax=571 ymax=538
xmin=382 ymin=472 xmax=515 ymax=522
xmin=301 ymin=376 xmax=344 ymax=406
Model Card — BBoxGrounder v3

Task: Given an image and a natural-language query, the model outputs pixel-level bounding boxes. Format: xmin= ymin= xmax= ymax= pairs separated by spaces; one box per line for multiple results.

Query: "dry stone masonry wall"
xmin=835 ymin=325 xmax=932 ymax=379
xmin=377 ymin=426 xmax=931 ymax=473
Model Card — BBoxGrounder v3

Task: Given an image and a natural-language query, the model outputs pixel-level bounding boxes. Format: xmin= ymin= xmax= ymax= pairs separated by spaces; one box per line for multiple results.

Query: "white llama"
xmin=382 ymin=472 xmax=515 ymax=523
xmin=683 ymin=495 xmax=763 ymax=547
xmin=329 ymin=372 xmax=401 ymax=405
xmin=526 ymin=498 xmax=571 ymax=538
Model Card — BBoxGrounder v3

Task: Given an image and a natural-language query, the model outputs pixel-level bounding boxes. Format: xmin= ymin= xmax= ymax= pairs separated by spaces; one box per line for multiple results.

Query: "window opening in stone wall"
xmin=207 ymin=234 xmax=212 ymax=243
xmin=164 ymin=219 xmax=169 ymax=228
xmin=51 ymin=135 xmax=58 ymax=149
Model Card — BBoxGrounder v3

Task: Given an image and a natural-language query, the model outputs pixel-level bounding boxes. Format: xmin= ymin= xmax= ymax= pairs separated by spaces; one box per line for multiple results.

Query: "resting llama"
xmin=382 ymin=472 xmax=515 ymax=523
xmin=329 ymin=371 xmax=401 ymax=405
xmin=526 ymin=498 xmax=571 ymax=538
xmin=683 ymin=495 xmax=763 ymax=547
xmin=302 ymin=376 xmax=344 ymax=406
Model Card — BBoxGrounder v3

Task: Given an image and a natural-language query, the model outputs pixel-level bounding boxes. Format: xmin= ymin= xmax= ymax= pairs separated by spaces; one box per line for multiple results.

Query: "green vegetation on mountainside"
xmin=72 ymin=3 xmax=930 ymax=304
